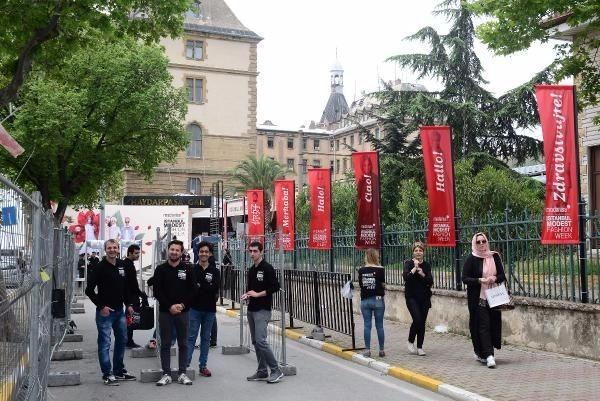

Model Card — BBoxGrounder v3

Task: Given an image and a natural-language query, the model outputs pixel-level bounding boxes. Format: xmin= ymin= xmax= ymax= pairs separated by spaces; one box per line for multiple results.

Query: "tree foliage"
xmin=0 ymin=0 xmax=192 ymax=108
xmin=0 ymin=38 xmax=189 ymax=222
xmin=382 ymin=0 xmax=551 ymax=163
xmin=295 ymin=181 xmax=357 ymax=233
xmin=468 ymin=0 xmax=600 ymax=107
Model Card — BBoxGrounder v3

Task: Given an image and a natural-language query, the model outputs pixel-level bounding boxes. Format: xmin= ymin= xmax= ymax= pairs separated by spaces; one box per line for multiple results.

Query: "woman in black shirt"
xmin=402 ymin=242 xmax=433 ymax=356
xmin=358 ymin=248 xmax=386 ymax=357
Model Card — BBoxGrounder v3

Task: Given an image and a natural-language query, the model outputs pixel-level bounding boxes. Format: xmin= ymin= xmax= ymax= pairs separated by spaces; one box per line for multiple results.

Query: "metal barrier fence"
xmin=292 ymin=209 xmax=600 ymax=304
xmin=0 ymin=174 xmax=75 ymax=401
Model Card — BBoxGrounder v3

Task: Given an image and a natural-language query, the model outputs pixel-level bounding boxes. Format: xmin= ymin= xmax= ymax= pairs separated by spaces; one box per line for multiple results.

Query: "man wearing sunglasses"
xmin=242 ymin=241 xmax=283 ymax=384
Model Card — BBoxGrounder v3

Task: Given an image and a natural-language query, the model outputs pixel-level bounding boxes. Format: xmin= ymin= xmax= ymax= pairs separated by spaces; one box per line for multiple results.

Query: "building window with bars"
xmin=187 ymin=177 xmax=201 ymax=194
xmin=186 ymin=77 xmax=204 ymax=103
xmin=336 ymin=159 xmax=340 ymax=174
xmin=302 ymin=159 xmax=308 ymax=173
xmin=287 ymin=158 xmax=295 ymax=171
xmin=185 ymin=40 xmax=204 ymax=60
xmin=313 ymin=159 xmax=321 ymax=167
xmin=314 ymin=139 xmax=320 ymax=151
xmin=186 ymin=124 xmax=202 ymax=157
xmin=287 ymin=137 xmax=294 ymax=149
xmin=267 ymin=137 xmax=274 ymax=149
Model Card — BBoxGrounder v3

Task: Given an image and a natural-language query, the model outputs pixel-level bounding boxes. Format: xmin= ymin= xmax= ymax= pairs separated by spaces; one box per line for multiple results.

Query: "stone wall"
xmin=353 ymin=284 xmax=600 ymax=360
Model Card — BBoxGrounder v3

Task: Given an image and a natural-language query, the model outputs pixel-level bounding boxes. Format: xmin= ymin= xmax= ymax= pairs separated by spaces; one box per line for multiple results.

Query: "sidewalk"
xmin=294 ymin=313 xmax=600 ymax=401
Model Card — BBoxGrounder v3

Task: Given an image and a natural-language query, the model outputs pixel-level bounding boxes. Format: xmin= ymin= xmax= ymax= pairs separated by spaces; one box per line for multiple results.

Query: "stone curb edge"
xmin=217 ymin=306 xmax=494 ymax=401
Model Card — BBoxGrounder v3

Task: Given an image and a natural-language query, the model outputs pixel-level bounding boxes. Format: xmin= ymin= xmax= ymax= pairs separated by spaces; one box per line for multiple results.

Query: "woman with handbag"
xmin=358 ymin=248 xmax=386 ymax=358
xmin=462 ymin=232 xmax=507 ymax=368
xmin=402 ymin=242 xmax=433 ymax=356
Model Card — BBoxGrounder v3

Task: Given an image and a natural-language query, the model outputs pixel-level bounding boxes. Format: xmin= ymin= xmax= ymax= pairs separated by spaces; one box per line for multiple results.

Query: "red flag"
xmin=420 ymin=126 xmax=457 ymax=246
xmin=0 ymin=123 xmax=24 ymax=157
xmin=274 ymin=180 xmax=295 ymax=251
xmin=307 ymin=168 xmax=332 ymax=249
xmin=246 ymin=190 xmax=264 ymax=244
xmin=352 ymin=151 xmax=381 ymax=249
xmin=535 ymin=85 xmax=580 ymax=244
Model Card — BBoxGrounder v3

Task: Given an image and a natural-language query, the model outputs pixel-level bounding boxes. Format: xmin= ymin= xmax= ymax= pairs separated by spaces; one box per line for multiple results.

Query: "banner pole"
xmin=376 ymin=151 xmax=384 ymax=265
xmin=449 ymin=127 xmax=462 ymax=291
xmin=329 ymin=168 xmax=335 ymax=272
xmin=573 ymin=87 xmax=588 ymax=303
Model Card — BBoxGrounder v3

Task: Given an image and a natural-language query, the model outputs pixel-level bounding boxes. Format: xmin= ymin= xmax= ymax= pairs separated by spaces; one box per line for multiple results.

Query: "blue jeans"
xmin=187 ymin=308 xmax=216 ymax=368
xmin=360 ymin=297 xmax=385 ymax=350
xmin=95 ymin=308 xmax=127 ymax=377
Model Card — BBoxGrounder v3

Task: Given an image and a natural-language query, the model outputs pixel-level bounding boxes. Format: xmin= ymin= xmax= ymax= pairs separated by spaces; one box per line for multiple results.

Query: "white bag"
xmin=484 ymin=282 xmax=510 ymax=308
xmin=340 ymin=280 xmax=353 ymax=299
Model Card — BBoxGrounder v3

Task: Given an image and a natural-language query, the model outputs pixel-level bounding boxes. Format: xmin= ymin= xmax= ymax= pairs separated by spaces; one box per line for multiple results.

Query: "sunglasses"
xmin=476 ymin=240 xmax=487 ymax=244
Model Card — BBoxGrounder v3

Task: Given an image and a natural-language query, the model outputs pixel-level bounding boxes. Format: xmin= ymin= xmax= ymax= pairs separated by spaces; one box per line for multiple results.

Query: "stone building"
xmin=123 ymin=0 xmax=261 ymax=196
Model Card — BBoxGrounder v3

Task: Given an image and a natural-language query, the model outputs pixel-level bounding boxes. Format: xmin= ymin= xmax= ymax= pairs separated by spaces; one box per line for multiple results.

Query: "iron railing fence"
xmin=0 ymin=174 xmax=75 ymax=401
xmin=288 ymin=209 xmax=600 ymax=303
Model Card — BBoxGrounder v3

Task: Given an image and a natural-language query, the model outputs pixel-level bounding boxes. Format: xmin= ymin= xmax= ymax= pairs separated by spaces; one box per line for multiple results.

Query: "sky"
xmin=226 ymin=0 xmax=564 ymax=129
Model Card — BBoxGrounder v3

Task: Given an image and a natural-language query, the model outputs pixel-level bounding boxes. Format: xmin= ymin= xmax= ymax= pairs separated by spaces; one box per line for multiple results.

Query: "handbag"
xmin=127 ymin=298 xmax=155 ymax=330
xmin=484 ymin=282 xmax=515 ymax=310
xmin=340 ymin=280 xmax=353 ymax=299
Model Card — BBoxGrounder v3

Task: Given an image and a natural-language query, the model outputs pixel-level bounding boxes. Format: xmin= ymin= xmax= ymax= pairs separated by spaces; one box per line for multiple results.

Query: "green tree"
xmin=0 ymin=0 xmax=192 ymax=108
xmin=295 ymin=181 xmax=357 ymax=232
xmin=468 ymin=0 xmax=600 ymax=109
xmin=385 ymin=0 xmax=550 ymax=162
xmin=231 ymin=155 xmax=288 ymax=227
xmin=0 ymin=38 xmax=188 ymax=222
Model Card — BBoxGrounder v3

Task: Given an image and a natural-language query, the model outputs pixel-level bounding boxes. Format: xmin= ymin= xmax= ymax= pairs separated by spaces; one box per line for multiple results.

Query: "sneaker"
xmin=407 ymin=341 xmax=416 ymax=354
xmin=177 ymin=373 xmax=193 ymax=385
xmin=246 ymin=372 xmax=269 ymax=381
xmin=103 ymin=375 xmax=119 ymax=386
xmin=417 ymin=348 xmax=426 ymax=356
xmin=378 ymin=350 xmax=386 ymax=357
xmin=114 ymin=370 xmax=136 ymax=381
xmin=126 ymin=342 xmax=141 ymax=349
xmin=156 ymin=374 xmax=172 ymax=386
xmin=362 ymin=350 xmax=371 ymax=357
xmin=473 ymin=353 xmax=486 ymax=363
xmin=210 ymin=342 xmax=217 ymax=348
xmin=199 ymin=367 xmax=212 ymax=377
xmin=267 ymin=370 xmax=284 ymax=384
xmin=486 ymin=355 xmax=496 ymax=368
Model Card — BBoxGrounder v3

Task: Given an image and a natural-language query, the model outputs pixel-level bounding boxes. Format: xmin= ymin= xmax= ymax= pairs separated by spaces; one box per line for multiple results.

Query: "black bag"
xmin=127 ymin=298 xmax=154 ymax=330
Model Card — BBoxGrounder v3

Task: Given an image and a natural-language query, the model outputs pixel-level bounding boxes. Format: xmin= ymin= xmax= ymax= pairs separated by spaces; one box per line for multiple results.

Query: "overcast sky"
xmin=226 ymin=0 xmax=563 ymax=129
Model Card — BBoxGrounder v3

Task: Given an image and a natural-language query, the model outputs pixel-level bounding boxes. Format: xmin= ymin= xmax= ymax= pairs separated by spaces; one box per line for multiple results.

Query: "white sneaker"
xmin=474 ymin=353 xmax=486 ymax=363
xmin=417 ymin=348 xmax=426 ymax=356
xmin=486 ymin=355 xmax=496 ymax=368
xmin=407 ymin=341 xmax=416 ymax=354
xmin=156 ymin=374 xmax=172 ymax=386
xmin=177 ymin=373 xmax=193 ymax=385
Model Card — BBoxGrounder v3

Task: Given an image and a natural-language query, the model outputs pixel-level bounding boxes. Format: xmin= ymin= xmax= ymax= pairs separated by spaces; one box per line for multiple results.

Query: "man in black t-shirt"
xmin=243 ymin=241 xmax=283 ymax=384
xmin=123 ymin=244 xmax=147 ymax=348
xmin=186 ymin=241 xmax=220 ymax=377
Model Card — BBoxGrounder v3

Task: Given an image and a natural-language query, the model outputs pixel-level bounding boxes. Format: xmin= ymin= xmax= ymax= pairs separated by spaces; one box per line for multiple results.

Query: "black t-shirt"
xmin=190 ymin=264 xmax=221 ymax=312
xmin=153 ymin=261 xmax=196 ymax=313
xmin=247 ymin=259 xmax=280 ymax=311
xmin=358 ymin=265 xmax=385 ymax=299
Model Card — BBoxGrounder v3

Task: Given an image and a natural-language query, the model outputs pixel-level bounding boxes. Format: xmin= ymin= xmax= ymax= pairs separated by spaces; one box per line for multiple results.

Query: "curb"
xmin=216 ymin=306 xmax=493 ymax=401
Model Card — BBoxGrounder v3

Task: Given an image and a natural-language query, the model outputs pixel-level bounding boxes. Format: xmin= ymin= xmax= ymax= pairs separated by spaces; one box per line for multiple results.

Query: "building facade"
xmin=123 ymin=0 xmax=261 ymax=196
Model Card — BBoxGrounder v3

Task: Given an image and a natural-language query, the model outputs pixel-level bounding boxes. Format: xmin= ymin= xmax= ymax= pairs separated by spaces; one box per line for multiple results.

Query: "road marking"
xmin=287 ymin=341 xmax=446 ymax=401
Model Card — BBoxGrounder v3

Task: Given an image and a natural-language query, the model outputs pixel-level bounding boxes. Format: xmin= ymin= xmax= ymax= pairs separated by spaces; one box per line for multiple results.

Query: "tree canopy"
xmin=0 ymin=0 xmax=192 ymax=108
xmin=468 ymin=0 xmax=600 ymax=108
xmin=0 ymin=38 xmax=189 ymax=222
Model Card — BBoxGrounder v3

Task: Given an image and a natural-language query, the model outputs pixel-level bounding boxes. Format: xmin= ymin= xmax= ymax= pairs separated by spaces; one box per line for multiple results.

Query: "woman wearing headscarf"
xmin=462 ymin=232 xmax=506 ymax=368
xmin=402 ymin=242 xmax=433 ymax=356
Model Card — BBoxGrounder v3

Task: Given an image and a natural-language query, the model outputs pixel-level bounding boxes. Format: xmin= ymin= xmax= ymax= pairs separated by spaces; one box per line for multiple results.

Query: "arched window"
xmin=186 ymin=124 xmax=202 ymax=157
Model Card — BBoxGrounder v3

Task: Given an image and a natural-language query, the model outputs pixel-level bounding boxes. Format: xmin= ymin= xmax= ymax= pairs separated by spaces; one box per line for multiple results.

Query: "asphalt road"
xmin=47 ymin=299 xmax=451 ymax=401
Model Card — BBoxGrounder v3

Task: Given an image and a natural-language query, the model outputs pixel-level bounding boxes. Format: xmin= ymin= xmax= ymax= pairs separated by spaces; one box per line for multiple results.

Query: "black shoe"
xmin=210 ymin=342 xmax=217 ymax=348
xmin=114 ymin=370 xmax=136 ymax=381
xmin=126 ymin=342 xmax=141 ymax=349
xmin=103 ymin=375 xmax=119 ymax=386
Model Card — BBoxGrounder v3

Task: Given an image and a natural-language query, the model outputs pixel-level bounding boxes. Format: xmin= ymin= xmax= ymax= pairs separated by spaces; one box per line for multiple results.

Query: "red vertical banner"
xmin=246 ymin=189 xmax=264 ymax=243
xmin=274 ymin=180 xmax=295 ymax=251
xmin=535 ymin=85 xmax=580 ymax=244
xmin=352 ymin=151 xmax=381 ymax=249
xmin=307 ymin=168 xmax=332 ymax=249
xmin=420 ymin=126 xmax=457 ymax=246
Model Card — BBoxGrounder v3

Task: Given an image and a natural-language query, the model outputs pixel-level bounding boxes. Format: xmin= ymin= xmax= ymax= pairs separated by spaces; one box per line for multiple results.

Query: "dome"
xmin=330 ymin=59 xmax=343 ymax=72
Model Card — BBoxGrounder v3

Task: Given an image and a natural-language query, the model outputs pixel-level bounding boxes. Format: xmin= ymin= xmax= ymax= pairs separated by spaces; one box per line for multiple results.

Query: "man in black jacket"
xmin=153 ymin=240 xmax=195 ymax=386
xmin=85 ymin=239 xmax=136 ymax=386
xmin=242 ymin=241 xmax=283 ymax=384
xmin=186 ymin=241 xmax=220 ymax=377
xmin=123 ymin=244 xmax=147 ymax=348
